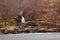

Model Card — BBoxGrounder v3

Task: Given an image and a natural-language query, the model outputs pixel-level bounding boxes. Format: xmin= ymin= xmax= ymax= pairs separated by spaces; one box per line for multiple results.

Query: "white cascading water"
xmin=19 ymin=10 xmax=25 ymax=23
xmin=21 ymin=16 xmax=25 ymax=23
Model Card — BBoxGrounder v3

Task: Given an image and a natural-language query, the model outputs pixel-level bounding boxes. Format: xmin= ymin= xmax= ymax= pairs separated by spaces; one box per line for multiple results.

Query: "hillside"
xmin=0 ymin=0 xmax=60 ymax=25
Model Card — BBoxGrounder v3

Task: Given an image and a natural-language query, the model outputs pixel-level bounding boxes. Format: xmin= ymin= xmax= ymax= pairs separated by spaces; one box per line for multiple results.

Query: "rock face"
xmin=0 ymin=0 xmax=60 ymax=25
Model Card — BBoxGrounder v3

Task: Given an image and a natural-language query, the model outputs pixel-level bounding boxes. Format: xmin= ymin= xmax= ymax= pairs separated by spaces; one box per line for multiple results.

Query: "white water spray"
xmin=21 ymin=16 xmax=25 ymax=23
xmin=19 ymin=10 xmax=25 ymax=23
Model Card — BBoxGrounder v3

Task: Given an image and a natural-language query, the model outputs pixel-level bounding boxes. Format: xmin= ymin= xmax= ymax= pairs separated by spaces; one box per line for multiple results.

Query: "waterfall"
xmin=19 ymin=10 xmax=26 ymax=23
xmin=19 ymin=10 xmax=23 ymax=16
xmin=21 ymin=16 xmax=25 ymax=23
